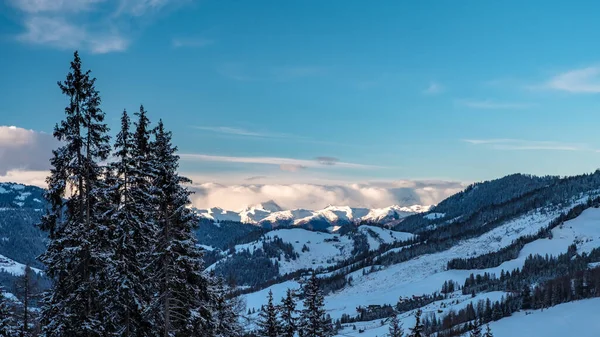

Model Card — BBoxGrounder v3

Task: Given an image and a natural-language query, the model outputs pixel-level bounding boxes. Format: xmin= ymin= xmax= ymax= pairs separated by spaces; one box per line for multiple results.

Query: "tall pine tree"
xmin=39 ymin=50 xmax=112 ymax=337
xmin=207 ymin=273 xmax=241 ymax=337
xmin=299 ymin=273 xmax=332 ymax=337
xmin=280 ymin=289 xmax=297 ymax=337
xmin=256 ymin=290 xmax=281 ymax=337
xmin=151 ymin=120 xmax=214 ymax=336
xmin=104 ymin=109 xmax=155 ymax=336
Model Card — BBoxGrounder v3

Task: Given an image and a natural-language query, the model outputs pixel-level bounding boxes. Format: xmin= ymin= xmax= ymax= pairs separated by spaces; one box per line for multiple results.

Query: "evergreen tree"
xmin=299 ymin=273 xmax=332 ymax=337
xmin=469 ymin=320 xmax=482 ymax=337
xmin=280 ymin=289 xmax=297 ymax=337
xmin=388 ymin=313 xmax=403 ymax=337
xmin=39 ymin=50 xmax=112 ymax=337
xmin=256 ymin=290 xmax=281 ymax=337
xmin=483 ymin=324 xmax=494 ymax=337
xmin=208 ymin=275 xmax=241 ymax=337
xmin=14 ymin=264 xmax=39 ymax=337
xmin=151 ymin=120 xmax=214 ymax=336
xmin=408 ymin=309 xmax=424 ymax=337
xmin=104 ymin=109 xmax=155 ymax=336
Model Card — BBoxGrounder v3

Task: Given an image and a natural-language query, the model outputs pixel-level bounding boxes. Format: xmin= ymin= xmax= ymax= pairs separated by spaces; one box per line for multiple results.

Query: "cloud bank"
xmin=0 ymin=126 xmax=57 ymax=175
xmin=188 ymin=180 xmax=466 ymax=211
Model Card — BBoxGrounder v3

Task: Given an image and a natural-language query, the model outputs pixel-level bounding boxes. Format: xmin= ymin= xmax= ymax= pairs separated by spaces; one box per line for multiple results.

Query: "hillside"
xmin=229 ymin=171 xmax=600 ymax=336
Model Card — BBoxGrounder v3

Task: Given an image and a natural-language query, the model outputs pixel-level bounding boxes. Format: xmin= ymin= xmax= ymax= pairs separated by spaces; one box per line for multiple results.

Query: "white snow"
xmin=15 ymin=192 xmax=31 ymax=201
xmin=333 ymin=292 xmax=508 ymax=337
xmin=358 ymin=225 xmax=414 ymax=251
xmin=234 ymin=228 xmax=356 ymax=275
xmin=424 ymin=212 xmax=445 ymax=220
xmin=0 ymin=255 xmax=42 ymax=276
xmin=195 ymin=203 xmax=428 ymax=228
xmin=485 ymin=298 xmax=600 ymax=337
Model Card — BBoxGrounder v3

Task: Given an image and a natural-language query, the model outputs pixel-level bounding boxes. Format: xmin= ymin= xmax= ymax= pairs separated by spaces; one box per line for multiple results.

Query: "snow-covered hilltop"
xmin=194 ymin=201 xmax=430 ymax=229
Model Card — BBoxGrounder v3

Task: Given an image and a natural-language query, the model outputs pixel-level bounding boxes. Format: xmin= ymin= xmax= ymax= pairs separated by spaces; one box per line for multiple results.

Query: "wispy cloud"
xmin=193 ymin=125 xmax=365 ymax=148
xmin=16 ymin=16 xmax=128 ymax=54
xmin=193 ymin=126 xmax=290 ymax=138
xmin=423 ymin=81 xmax=444 ymax=95
xmin=179 ymin=153 xmax=382 ymax=170
xmin=463 ymin=138 xmax=598 ymax=151
xmin=9 ymin=0 xmax=106 ymax=13
xmin=9 ymin=0 xmax=187 ymax=53
xmin=540 ymin=66 xmax=600 ymax=93
xmin=172 ymin=37 xmax=214 ymax=48
xmin=457 ymin=99 xmax=535 ymax=109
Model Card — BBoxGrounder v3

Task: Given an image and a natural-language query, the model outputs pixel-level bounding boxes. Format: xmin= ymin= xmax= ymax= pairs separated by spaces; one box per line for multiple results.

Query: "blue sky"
xmin=2 ymin=0 xmax=600 ymax=208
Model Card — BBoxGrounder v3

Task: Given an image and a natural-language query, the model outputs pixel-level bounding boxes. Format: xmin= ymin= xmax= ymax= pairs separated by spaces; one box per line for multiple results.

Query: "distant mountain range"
xmin=194 ymin=201 xmax=430 ymax=230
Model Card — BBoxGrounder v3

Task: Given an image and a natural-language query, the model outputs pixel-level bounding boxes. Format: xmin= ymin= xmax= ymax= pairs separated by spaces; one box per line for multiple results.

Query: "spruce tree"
xmin=104 ymin=109 xmax=155 ymax=336
xmin=483 ymin=324 xmax=494 ymax=337
xmin=39 ymin=50 xmax=112 ymax=337
xmin=299 ymin=273 xmax=332 ymax=337
xmin=408 ymin=309 xmax=424 ymax=337
xmin=388 ymin=313 xmax=403 ymax=337
xmin=280 ymin=289 xmax=297 ymax=337
xmin=256 ymin=290 xmax=281 ymax=337
xmin=208 ymin=274 xmax=241 ymax=337
xmin=469 ymin=320 xmax=482 ymax=337
xmin=151 ymin=120 xmax=214 ymax=336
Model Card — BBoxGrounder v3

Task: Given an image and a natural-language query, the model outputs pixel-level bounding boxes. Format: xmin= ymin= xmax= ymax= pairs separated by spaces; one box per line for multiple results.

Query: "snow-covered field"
xmin=487 ymin=298 xmax=600 ymax=337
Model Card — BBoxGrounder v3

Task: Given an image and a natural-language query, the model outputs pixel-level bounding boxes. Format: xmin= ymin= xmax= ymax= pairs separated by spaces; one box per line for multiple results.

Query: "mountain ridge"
xmin=194 ymin=202 xmax=431 ymax=230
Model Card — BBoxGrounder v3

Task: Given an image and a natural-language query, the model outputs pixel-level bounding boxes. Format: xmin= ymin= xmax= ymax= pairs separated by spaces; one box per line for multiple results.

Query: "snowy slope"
xmin=194 ymin=202 xmax=429 ymax=228
xmin=485 ymin=298 xmax=600 ymax=337
xmin=210 ymin=226 xmax=415 ymax=276
xmin=242 ymin=195 xmax=600 ymax=323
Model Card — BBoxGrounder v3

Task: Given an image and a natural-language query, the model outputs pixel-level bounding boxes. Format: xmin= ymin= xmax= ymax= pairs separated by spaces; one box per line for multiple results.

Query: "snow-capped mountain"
xmin=194 ymin=202 xmax=430 ymax=229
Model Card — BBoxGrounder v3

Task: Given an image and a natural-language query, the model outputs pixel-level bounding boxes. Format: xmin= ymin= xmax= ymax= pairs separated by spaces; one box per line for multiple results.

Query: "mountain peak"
xmin=258 ymin=200 xmax=283 ymax=212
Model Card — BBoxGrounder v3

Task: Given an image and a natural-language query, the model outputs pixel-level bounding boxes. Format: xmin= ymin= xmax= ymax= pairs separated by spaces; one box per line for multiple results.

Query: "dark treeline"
xmin=429 ymin=265 xmax=600 ymax=337
xmin=399 ymin=173 xmax=558 ymax=232
xmin=462 ymin=244 xmax=600 ymax=295
xmin=398 ymin=171 xmax=600 ymax=238
xmin=196 ymin=219 xmax=266 ymax=251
